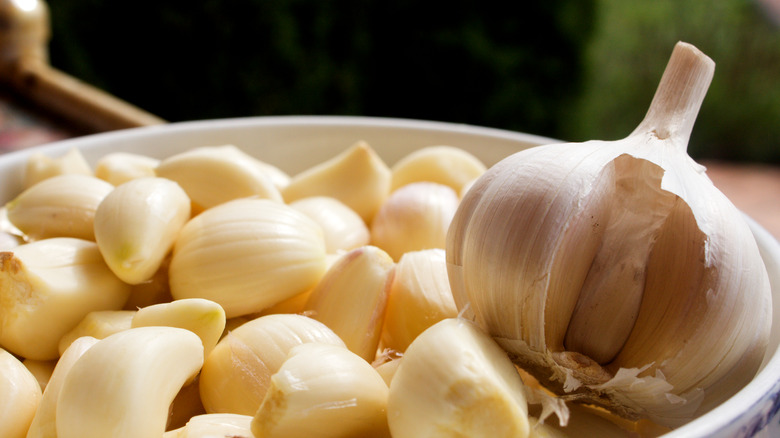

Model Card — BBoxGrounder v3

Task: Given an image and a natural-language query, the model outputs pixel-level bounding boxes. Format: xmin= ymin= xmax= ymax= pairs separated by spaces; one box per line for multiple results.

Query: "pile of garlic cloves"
xmin=447 ymin=41 xmax=772 ymax=427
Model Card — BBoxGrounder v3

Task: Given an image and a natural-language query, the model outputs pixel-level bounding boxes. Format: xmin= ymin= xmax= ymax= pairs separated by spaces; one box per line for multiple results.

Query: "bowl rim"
xmin=1 ymin=114 xmax=778 ymax=437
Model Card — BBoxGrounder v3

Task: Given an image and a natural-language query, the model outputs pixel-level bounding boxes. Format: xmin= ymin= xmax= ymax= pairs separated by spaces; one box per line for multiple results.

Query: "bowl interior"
xmin=1 ymin=115 xmax=778 ymax=437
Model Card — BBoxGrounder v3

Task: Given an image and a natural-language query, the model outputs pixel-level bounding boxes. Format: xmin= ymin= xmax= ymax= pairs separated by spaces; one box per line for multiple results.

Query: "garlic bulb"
xmin=446 ymin=42 xmax=772 ymax=427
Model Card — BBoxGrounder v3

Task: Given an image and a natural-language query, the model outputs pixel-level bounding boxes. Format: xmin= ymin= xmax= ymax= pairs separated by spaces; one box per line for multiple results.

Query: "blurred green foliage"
xmin=563 ymin=0 xmax=780 ymax=163
xmin=48 ymin=0 xmax=779 ymax=162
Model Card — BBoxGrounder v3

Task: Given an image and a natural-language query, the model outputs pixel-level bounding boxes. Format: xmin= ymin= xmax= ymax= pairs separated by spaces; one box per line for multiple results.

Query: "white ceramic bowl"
xmin=1 ymin=116 xmax=778 ymax=437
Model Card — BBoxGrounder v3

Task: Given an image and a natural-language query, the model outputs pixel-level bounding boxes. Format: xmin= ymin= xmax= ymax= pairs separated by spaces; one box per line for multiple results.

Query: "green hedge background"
xmin=49 ymin=0 xmax=780 ymax=163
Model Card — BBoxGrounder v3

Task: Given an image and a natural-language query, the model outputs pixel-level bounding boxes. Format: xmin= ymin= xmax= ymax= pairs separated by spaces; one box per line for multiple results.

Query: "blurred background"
xmin=38 ymin=0 xmax=779 ymax=163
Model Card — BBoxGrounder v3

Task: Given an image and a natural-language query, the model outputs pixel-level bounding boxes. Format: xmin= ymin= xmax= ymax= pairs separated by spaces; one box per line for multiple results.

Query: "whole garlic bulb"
xmin=446 ymin=42 xmax=772 ymax=427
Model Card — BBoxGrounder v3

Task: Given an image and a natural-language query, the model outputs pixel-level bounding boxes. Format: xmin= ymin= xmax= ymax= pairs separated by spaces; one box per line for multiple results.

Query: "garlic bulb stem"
xmin=630 ymin=41 xmax=714 ymax=147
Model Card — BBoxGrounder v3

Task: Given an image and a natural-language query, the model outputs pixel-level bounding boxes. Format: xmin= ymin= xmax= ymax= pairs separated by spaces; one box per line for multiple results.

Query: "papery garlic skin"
xmin=5 ymin=174 xmax=114 ymax=241
xmin=251 ymin=343 xmax=391 ymax=438
xmin=390 ymin=145 xmax=487 ymax=194
xmin=169 ymin=198 xmax=328 ymax=318
xmin=0 ymin=238 xmax=131 ymax=360
xmin=387 ymin=318 xmax=530 ymax=438
xmin=199 ymin=313 xmax=346 ymax=416
xmin=94 ymin=177 xmax=191 ymax=284
xmin=0 ymin=347 xmax=42 ymax=438
xmin=371 ymin=182 xmax=459 ymax=261
xmin=446 ymin=42 xmax=772 ymax=426
xmin=290 ymin=196 xmax=370 ymax=254
xmin=155 ymin=145 xmax=283 ymax=209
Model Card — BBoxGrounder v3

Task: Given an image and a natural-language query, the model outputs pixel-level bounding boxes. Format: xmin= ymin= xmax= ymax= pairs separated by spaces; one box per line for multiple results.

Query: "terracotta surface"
xmin=2 ymin=88 xmax=779 ymax=243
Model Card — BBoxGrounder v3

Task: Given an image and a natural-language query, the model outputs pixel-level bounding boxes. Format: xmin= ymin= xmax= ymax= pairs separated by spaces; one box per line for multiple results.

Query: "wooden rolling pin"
xmin=0 ymin=0 xmax=166 ymax=132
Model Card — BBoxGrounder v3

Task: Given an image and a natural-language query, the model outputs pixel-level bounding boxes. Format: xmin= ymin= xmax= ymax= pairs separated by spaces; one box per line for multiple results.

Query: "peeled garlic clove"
xmin=155 ymin=145 xmax=283 ymax=209
xmin=304 ymin=245 xmax=395 ymax=361
xmin=381 ymin=248 xmax=457 ymax=352
xmin=122 ymin=255 xmax=174 ymax=309
xmin=164 ymin=413 xmax=253 ymax=438
xmin=56 ymin=327 xmax=204 ymax=438
xmin=446 ymin=42 xmax=772 ymax=426
xmin=0 ymin=347 xmax=42 ymax=438
xmin=370 ymin=181 xmax=459 ymax=261
xmin=131 ymin=298 xmax=226 ymax=361
xmin=252 ymin=343 xmax=391 ymax=438
xmin=26 ymin=336 xmax=100 ymax=438
xmin=0 ymin=238 xmax=131 ymax=360
xmin=5 ymin=174 xmax=114 ymax=241
xmin=58 ymin=310 xmax=136 ymax=355
xmin=94 ymin=177 xmax=190 ymax=284
xmin=23 ymin=147 xmax=92 ymax=189
xmin=390 ymin=145 xmax=487 ymax=194
xmin=170 ymin=198 xmax=328 ymax=318
xmin=387 ymin=318 xmax=530 ymax=438
xmin=282 ymin=141 xmax=391 ymax=223
xmin=289 ymin=196 xmax=370 ymax=254
xmin=199 ymin=313 xmax=346 ymax=416
xmin=94 ymin=152 xmax=160 ymax=186
xmin=0 ymin=207 xmax=23 ymax=250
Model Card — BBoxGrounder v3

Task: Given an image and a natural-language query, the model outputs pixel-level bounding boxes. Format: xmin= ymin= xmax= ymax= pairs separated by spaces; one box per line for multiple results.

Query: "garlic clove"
xmin=164 ymin=413 xmax=253 ymax=438
xmin=94 ymin=177 xmax=191 ymax=284
xmin=167 ymin=375 xmax=207 ymax=432
xmin=169 ymin=198 xmax=328 ymax=318
xmin=55 ymin=327 xmax=204 ymax=438
xmin=0 ymin=238 xmax=131 ymax=360
xmin=131 ymin=298 xmax=226 ymax=362
xmin=303 ymin=245 xmax=395 ymax=362
xmin=5 ymin=174 xmax=114 ymax=241
xmin=251 ymin=343 xmax=391 ymax=438
xmin=155 ymin=145 xmax=283 ymax=209
xmin=381 ymin=248 xmax=458 ymax=352
xmin=57 ymin=310 xmax=136 ymax=355
xmin=0 ymin=347 xmax=42 ymax=438
xmin=23 ymin=147 xmax=92 ymax=189
xmin=94 ymin=152 xmax=160 ymax=186
xmin=390 ymin=145 xmax=487 ymax=194
xmin=370 ymin=181 xmax=460 ymax=261
xmin=446 ymin=42 xmax=772 ymax=427
xmin=387 ymin=318 xmax=531 ymax=438
xmin=199 ymin=313 xmax=346 ymax=416
xmin=289 ymin=196 xmax=370 ymax=254
xmin=281 ymin=141 xmax=392 ymax=224
xmin=26 ymin=336 xmax=100 ymax=438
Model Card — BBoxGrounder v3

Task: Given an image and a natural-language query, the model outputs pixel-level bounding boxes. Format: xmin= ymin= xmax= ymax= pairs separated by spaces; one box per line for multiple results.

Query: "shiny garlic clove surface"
xmin=23 ymin=148 xmax=92 ymax=189
xmin=5 ymin=174 xmax=114 ymax=241
xmin=282 ymin=141 xmax=392 ymax=224
xmin=446 ymin=42 xmax=772 ymax=427
xmin=390 ymin=145 xmax=487 ymax=194
xmin=169 ymin=198 xmax=328 ymax=318
xmin=155 ymin=145 xmax=283 ymax=209
xmin=370 ymin=181 xmax=459 ymax=261
xmin=94 ymin=177 xmax=191 ymax=284
xmin=251 ymin=343 xmax=391 ymax=438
